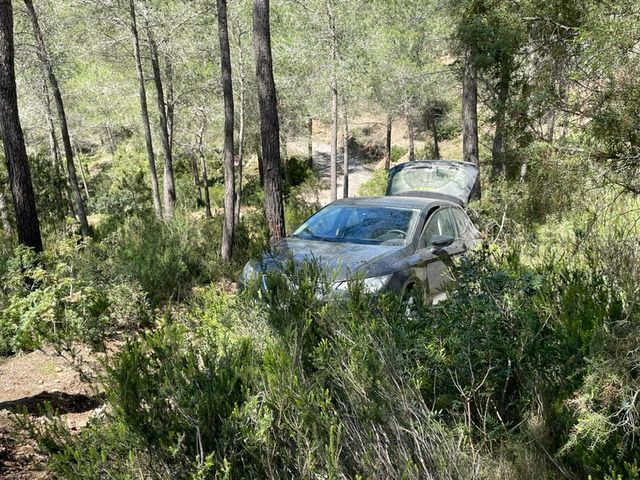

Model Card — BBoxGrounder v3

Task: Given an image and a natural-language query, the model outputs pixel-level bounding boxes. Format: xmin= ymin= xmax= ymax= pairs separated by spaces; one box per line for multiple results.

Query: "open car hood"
xmin=386 ymin=160 xmax=479 ymax=206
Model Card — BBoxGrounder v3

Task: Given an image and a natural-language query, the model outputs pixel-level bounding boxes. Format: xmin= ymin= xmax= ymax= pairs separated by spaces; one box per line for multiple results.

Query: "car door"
xmin=415 ymin=207 xmax=460 ymax=303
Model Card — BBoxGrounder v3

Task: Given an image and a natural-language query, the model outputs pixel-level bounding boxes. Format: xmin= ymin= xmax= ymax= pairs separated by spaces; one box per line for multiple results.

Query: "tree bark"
xmin=257 ymin=144 xmax=264 ymax=187
xmin=462 ymin=51 xmax=480 ymax=198
xmin=143 ymin=9 xmax=175 ymax=219
xmin=253 ymin=0 xmax=286 ymax=241
xmin=342 ymin=109 xmax=349 ymax=199
xmin=408 ymin=116 xmax=415 ymax=161
xmin=306 ymin=115 xmax=313 ymax=167
xmin=196 ymin=119 xmax=211 ymax=218
xmin=24 ymin=0 xmax=89 ymax=237
xmin=165 ymin=61 xmax=175 ymax=153
xmin=191 ymin=154 xmax=202 ymax=206
xmin=106 ymin=125 xmax=116 ymax=158
xmin=78 ymin=155 xmax=90 ymax=200
xmin=329 ymin=6 xmax=338 ymax=202
xmin=330 ymin=84 xmax=338 ymax=202
xmin=200 ymin=154 xmax=212 ymax=219
xmin=235 ymin=40 xmax=245 ymax=228
xmin=217 ymin=0 xmax=235 ymax=261
xmin=0 ymin=183 xmax=11 ymax=236
xmin=385 ymin=114 xmax=392 ymax=170
xmin=0 ymin=0 xmax=42 ymax=251
xmin=491 ymin=67 xmax=510 ymax=179
xmin=429 ymin=114 xmax=441 ymax=160
xmin=42 ymin=78 xmax=67 ymax=217
xmin=128 ymin=0 xmax=162 ymax=219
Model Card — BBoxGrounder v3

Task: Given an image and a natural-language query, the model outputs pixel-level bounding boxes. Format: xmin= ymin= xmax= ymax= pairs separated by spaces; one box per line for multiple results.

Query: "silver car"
xmin=241 ymin=160 xmax=480 ymax=305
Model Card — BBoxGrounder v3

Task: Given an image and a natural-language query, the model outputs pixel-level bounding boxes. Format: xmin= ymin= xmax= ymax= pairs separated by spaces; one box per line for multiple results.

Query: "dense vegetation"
xmin=1 ymin=0 xmax=639 ymax=478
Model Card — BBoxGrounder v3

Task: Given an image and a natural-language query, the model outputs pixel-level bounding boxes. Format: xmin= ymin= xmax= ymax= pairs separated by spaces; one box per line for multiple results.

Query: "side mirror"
xmin=430 ymin=234 xmax=454 ymax=256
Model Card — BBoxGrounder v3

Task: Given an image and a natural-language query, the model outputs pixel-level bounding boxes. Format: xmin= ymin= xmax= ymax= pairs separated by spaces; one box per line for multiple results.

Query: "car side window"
xmin=451 ymin=208 xmax=469 ymax=237
xmin=421 ymin=208 xmax=457 ymax=247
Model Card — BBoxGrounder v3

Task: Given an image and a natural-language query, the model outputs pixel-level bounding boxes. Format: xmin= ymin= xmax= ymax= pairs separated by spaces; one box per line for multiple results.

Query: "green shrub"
xmin=101 ymin=214 xmax=244 ymax=302
xmin=391 ymin=145 xmax=408 ymax=163
xmin=283 ymin=155 xmax=315 ymax=190
xmin=358 ymin=168 xmax=388 ymax=196
xmin=0 ymin=241 xmax=150 ymax=355
xmin=26 ymin=273 xmax=476 ymax=479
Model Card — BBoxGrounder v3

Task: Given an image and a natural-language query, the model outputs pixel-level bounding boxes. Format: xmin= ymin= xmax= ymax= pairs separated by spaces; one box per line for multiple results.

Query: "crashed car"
xmin=240 ymin=160 xmax=480 ymax=305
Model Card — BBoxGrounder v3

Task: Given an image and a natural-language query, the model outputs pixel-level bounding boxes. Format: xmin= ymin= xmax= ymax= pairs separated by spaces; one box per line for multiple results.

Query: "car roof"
xmin=330 ymin=195 xmax=458 ymax=211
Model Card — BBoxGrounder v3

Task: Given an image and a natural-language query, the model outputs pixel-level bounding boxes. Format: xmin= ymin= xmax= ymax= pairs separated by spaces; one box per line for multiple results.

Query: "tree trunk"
xmin=462 ymin=51 xmax=480 ymax=198
xmin=342 ymin=109 xmax=349 ymax=199
xmin=257 ymin=144 xmax=264 ymax=187
xmin=0 ymin=0 xmax=42 ymax=251
xmin=235 ymin=41 xmax=245 ymax=228
xmin=491 ymin=67 xmax=510 ymax=179
xmin=430 ymin=115 xmax=441 ymax=160
xmin=191 ymin=154 xmax=202 ymax=206
xmin=78 ymin=155 xmax=90 ymax=200
xmin=253 ymin=0 xmax=286 ymax=241
xmin=329 ymin=7 xmax=338 ymax=202
xmin=408 ymin=116 xmax=415 ymax=161
xmin=307 ymin=115 xmax=313 ymax=167
xmin=128 ymin=0 xmax=162 ymax=219
xmin=24 ymin=0 xmax=89 ymax=237
xmin=385 ymin=114 xmax=392 ymax=170
xmin=143 ymin=10 xmax=175 ymax=219
xmin=106 ymin=125 xmax=116 ymax=158
xmin=42 ymin=78 xmax=66 ymax=217
xmin=0 ymin=184 xmax=11 ymax=236
xmin=196 ymin=119 xmax=212 ymax=218
xmin=330 ymin=84 xmax=338 ymax=202
xmin=165 ymin=61 xmax=175 ymax=153
xmin=200 ymin=153 xmax=212 ymax=219
xmin=217 ymin=0 xmax=235 ymax=261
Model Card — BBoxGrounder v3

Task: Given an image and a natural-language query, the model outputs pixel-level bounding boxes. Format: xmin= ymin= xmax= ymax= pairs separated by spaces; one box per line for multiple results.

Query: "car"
xmin=240 ymin=160 xmax=480 ymax=305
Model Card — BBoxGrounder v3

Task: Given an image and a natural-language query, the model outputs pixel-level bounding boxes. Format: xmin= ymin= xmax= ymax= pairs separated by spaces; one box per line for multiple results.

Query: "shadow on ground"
xmin=0 ymin=391 xmax=103 ymax=416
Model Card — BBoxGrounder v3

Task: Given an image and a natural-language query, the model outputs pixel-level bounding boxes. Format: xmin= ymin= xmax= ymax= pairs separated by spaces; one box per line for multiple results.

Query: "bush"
xmin=25 ymin=272 xmax=477 ymax=479
xmin=358 ymin=168 xmax=388 ymax=196
xmin=100 ymin=213 xmax=255 ymax=302
xmin=0 ymin=241 xmax=150 ymax=356
xmin=283 ymin=155 xmax=315 ymax=190
xmin=391 ymin=145 xmax=408 ymax=163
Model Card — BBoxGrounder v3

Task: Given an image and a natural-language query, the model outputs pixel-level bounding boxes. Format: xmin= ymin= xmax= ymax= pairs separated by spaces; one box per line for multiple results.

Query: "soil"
xmin=0 ymin=347 xmax=103 ymax=479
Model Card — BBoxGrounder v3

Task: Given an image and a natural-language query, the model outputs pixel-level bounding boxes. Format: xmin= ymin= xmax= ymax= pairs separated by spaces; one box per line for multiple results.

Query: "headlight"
xmin=362 ymin=274 xmax=392 ymax=293
xmin=331 ymin=274 xmax=392 ymax=294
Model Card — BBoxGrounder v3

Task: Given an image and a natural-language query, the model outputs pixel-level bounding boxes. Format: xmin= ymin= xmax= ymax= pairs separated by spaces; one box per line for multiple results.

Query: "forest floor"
xmin=0 ymin=347 xmax=104 ymax=479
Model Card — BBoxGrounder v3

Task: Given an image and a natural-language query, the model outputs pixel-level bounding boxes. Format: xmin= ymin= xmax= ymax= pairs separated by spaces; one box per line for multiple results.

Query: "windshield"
xmin=388 ymin=163 xmax=476 ymax=202
xmin=292 ymin=204 xmax=420 ymax=246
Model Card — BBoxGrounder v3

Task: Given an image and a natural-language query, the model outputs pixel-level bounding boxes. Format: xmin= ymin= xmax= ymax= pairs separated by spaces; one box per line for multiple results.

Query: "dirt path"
xmin=0 ymin=348 xmax=103 ymax=479
xmin=289 ymin=139 xmax=377 ymax=206
xmin=310 ymin=141 xmax=377 ymax=205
